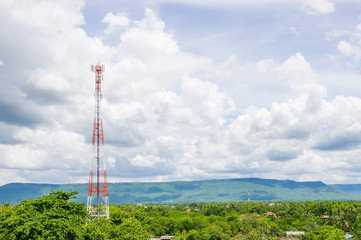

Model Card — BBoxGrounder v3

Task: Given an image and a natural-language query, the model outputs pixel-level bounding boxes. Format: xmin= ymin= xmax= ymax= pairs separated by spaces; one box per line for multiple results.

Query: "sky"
xmin=1 ymin=0 xmax=361 ymax=185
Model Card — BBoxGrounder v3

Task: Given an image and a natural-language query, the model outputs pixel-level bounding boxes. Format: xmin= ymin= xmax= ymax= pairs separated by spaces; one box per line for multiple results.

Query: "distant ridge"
xmin=330 ymin=184 xmax=361 ymax=194
xmin=1 ymin=178 xmax=361 ymax=205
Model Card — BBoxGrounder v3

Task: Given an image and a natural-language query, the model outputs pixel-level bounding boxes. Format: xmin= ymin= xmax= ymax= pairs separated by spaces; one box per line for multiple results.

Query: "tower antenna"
xmin=87 ymin=63 xmax=109 ymax=219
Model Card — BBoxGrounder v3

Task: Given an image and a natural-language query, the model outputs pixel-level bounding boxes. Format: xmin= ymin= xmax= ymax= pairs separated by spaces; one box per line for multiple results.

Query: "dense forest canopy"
xmin=0 ymin=191 xmax=359 ymax=239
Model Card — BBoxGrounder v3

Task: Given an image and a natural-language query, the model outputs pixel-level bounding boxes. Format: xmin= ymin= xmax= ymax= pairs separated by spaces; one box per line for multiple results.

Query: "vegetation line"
xmin=0 ymin=191 xmax=358 ymax=239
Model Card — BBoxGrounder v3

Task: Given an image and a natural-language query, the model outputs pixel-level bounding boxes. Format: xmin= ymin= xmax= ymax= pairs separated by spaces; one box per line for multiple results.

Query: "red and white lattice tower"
xmin=87 ymin=63 xmax=109 ymax=219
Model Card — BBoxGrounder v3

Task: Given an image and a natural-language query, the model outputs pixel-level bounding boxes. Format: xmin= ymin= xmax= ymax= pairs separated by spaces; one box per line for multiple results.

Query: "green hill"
xmin=1 ymin=178 xmax=361 ymax=204
xmin=330 ymin=184 xmax=361 ymax=195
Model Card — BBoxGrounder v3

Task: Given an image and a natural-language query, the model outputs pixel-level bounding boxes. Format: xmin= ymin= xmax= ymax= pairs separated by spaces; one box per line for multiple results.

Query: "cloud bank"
xmin=0 ymin=0 xmax=360 ymax=186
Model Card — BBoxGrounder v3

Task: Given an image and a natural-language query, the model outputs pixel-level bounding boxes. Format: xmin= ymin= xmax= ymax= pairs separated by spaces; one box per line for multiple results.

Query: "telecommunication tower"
xmin=87 ymin=63 xmax=109 ymax=219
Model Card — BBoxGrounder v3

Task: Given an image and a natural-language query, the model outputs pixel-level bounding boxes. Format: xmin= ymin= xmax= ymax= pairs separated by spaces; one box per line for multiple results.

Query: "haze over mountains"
xmin=1 ymin=178 xmax=361 ymax=205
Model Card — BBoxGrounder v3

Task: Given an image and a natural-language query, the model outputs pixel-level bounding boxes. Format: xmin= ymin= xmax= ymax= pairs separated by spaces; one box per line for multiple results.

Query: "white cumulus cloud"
xmin=1 ymin=0 xmax=361 ymax=186
xmin=102 ymin=12 xmax=129 ymax=35
xmin=303 ymin=0 xmax=335 ymax=15
xmin=130 ymin=154 xmax=166 ymax=167
xmin=338 ymin=40 xmax=361 ymax=60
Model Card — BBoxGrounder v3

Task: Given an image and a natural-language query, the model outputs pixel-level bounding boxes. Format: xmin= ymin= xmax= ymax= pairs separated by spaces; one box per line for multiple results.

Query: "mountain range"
xmin=1 ymin=178 xmax=361 ymax=205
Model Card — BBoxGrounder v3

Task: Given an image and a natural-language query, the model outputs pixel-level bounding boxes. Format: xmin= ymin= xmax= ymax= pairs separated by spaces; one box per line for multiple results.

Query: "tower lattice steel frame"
xmin=87 ymin=63 xmax=109 ymax=219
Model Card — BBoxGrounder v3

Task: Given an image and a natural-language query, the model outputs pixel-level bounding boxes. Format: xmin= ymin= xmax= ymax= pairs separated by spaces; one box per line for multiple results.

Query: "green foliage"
xmin=3 ymin=191 xmax=361 ymax=239
xmin=116 ymin=217 xmax=150 ymax=240
xmin=0 ymin=190 xmax=86 ymax=240
xmin=308 ymin=225 xmax=344 ymax=240
xmin=84 ymin=218 xmax=114 ymax=239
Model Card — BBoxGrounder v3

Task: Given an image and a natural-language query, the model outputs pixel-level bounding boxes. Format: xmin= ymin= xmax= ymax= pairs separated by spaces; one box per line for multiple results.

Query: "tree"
xmin=239 ymin=213 xmax=274 ymax=236
xmin=186 ymin=229 xmax=200 ymax=240
xmin=0 ymin=191 xmax=87 ymax=240
xmin=204 ymin=203 xmax=226 ymax=216
xmin=84 ymin=217 xmax=114 ymax=240
xmin=115 ymin=217 xmax=150 ymax=240
xmin=200 ymin=224 xmax=231 ymax=240
xmin=308 ymin=225 xmax=344 ymax=240
xmin=232 ymin=229 xmax=266 ymax=240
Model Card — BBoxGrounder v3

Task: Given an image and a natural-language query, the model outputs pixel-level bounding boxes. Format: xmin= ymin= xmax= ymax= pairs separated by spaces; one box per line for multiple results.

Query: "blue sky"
xmin=1 ymin=0 xmax=361 ymax=185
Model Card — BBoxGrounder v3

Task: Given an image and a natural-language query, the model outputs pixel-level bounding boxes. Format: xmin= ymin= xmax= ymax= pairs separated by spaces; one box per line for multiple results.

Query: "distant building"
xmin=149 ymin=236 xmax=174 ymax=240
xmin=285 ymin=231 xmax=304 ymax=240
xmin=267 ymin=212 xmax=276 ymax=216
xmin=276 ymin=238 xmax=300 ymax=240
xmin=345 ymin=233 xmax=354 ymax=239
xmin=266 ymin=211 xmax=281 ymax=218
